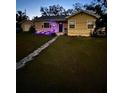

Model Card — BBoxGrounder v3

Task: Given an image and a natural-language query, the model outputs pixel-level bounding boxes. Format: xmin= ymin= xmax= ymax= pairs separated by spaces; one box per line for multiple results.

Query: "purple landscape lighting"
xmin=35 ymin=31 xmax=53 ymax=35
xmin=50 ymin=22 xmax=59 ymax=33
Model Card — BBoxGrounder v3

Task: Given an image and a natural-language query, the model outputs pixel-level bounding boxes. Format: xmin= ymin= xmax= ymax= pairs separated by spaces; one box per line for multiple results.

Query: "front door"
xmin=59 ymin=23 xmax=63 ymax=32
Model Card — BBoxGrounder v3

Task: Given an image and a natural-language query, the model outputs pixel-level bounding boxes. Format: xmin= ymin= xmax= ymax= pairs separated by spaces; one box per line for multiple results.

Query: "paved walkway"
xmin=16 ymin=35 xmax=59 ymax=70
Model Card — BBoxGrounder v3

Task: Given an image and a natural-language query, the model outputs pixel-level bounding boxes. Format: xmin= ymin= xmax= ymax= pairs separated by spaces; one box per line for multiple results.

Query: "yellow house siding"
xmin=67 ymin=13 xmax=97 ymax=36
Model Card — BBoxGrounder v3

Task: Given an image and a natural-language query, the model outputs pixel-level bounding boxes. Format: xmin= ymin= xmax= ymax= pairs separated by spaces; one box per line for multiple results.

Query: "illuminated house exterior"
xmin=21 ymin=10 xmax=99 ymax=36
xmin=33 ymin=15 xmax=67 ymax=35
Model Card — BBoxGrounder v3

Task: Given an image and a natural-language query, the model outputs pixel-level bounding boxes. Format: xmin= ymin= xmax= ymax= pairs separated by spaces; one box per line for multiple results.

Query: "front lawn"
xmin=16 ymin=32 xmax=53 ymax=62
xmin=17 ymin=36 xmax=107 ymax=93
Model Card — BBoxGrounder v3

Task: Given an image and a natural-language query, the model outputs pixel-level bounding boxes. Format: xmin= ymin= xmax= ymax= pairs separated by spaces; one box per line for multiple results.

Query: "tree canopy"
xmin=40 ymin=5 xmax=67 ymax=16
xmin=16 ymin=10 xmax=29 ymax=32
xmin=16 ymin=11 xmax=29 ymax=24
xmin=40 ymin=0 xmax=107 ymax=16
xmin=83 ymin=0 xmax=107 ymax=29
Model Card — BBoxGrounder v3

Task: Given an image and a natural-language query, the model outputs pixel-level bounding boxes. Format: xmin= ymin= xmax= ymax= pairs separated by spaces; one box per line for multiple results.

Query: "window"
xmin=69 ymin=21 xmax=75 ymax=28
xmin=87 ymin=21 xmax=95 ymax=29
xmin=88 ymin=24 xmax=94 ymax=29
xmin=44 ymin=23 xmax=49 ymax=28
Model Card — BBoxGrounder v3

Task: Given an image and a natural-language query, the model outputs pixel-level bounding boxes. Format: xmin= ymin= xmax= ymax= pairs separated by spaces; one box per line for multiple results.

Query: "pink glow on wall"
xmin=50 ymin=22 xmax=59 ymax=33
xmin=35 ymin=21 xmax=59 ymax=35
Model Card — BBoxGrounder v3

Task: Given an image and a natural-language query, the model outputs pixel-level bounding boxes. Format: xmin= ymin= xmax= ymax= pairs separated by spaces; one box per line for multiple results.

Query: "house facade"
xmin=21 ymin=10 xmax=99 ymax=36
xmin=33 ymin=16 xmax=67 ymax=35
xmin=67 ymin=11 xmax=99 ymax=36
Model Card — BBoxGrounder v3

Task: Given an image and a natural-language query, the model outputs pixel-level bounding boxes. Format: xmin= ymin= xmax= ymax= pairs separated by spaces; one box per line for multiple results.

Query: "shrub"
xmin=29 ymin=26 xmax=36 ymax=33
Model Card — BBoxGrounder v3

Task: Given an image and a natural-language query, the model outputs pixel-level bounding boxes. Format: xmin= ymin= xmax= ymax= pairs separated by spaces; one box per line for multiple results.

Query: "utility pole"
xmin=24 ymin=9 xmax=26 ymax=16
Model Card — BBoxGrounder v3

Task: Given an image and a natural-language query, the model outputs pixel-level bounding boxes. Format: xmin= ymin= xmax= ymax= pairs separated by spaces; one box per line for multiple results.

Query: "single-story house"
xmin=21 ymin=10 xmax=99 ymax=36
xmin=33 ymin=15 xmax=67 ymax=35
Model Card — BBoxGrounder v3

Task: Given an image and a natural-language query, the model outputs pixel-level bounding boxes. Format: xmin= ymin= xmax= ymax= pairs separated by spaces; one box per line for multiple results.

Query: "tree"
xmin=95 ymin=0 xmax=107 ymax=8
xmin=73 ymin=3 xmax=83 ymax=12
xmin=40 ymin=5 xmax=66 ymax=16
xmin=40 ymin=6 xmax=49 ymax=16
xmin=84 ymin=0 xmax=107 ymax=30
xmin=49 ymin=5 xmax=60 ymax=16
xmin=40 ymin=4 xmax=85 ymax=16
xmin=95 ymin=13 xmax=107 ymax=29
xmin=84 ymin=3 xmax=104 ymax=15
xmin=33 ymin=16 xmax=38 ymax=19
xmin=16 ymin=11 xmax=29 ymax=23
xmin=16 ymin=11 xmax=29 ymax=32
xmin=84 ymin=3 xmax=96 ymax=11
xmin=84 ymin=0 xmax=107 ymax=15
xmin=66 ymin=9 xmax=74 ymax=15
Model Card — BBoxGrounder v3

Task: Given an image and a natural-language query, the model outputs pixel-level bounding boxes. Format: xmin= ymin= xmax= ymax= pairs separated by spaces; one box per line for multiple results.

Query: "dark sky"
xmin=16 ymin=0 xmax=92 ymax=19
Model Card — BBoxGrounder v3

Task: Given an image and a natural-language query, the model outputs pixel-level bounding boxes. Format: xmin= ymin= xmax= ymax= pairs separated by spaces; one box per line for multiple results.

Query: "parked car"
xmin=93 ymin=27 xmax=107 ymax=37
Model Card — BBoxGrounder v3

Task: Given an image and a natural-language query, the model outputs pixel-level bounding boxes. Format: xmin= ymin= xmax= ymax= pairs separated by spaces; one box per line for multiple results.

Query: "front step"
xmin=56 ymin=32 xmax=65 ymax=36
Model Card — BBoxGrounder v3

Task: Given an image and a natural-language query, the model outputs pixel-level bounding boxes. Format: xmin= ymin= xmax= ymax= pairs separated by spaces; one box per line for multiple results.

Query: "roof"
xmin=19 ymin=20 xmax=32 ymax=24
xmin=33 ymin=10 xmax=99 ymax=22
xmin=33 ymin=15 xmax=67 ymax=22
xmin=66 ymin=10 xmax=100 ymax=19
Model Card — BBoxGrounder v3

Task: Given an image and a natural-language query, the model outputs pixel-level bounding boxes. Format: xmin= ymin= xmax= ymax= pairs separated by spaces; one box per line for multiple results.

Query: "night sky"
xmin=16 ymin=0 xmax=92 ymax=19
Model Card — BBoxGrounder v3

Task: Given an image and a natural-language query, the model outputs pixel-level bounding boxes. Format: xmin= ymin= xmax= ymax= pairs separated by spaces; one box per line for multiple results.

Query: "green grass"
xmin=17 ymin=36 xmax=107 ymax=93
xmin=16 ymin=32 xmax=53 ymax=62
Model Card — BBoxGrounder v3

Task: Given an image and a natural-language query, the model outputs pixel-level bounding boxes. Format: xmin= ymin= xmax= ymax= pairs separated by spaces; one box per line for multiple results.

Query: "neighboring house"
xmin=21 ymin=10 xmax=99 ymax=36
xmin=21 ymin=20 xmax=32 ymax=32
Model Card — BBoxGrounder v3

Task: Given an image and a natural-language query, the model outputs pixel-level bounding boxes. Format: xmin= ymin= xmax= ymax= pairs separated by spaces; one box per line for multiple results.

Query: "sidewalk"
xmin=16 ymin=35 xmax=59 ymax=70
